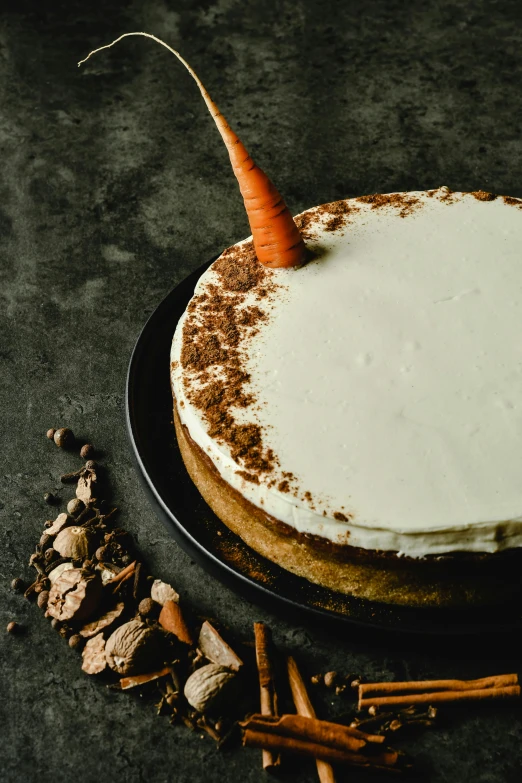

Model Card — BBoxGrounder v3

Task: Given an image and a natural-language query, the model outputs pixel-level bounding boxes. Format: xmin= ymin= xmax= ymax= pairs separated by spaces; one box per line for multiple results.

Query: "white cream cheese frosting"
xmin=171 ymin=188 xmax=522 ymax=557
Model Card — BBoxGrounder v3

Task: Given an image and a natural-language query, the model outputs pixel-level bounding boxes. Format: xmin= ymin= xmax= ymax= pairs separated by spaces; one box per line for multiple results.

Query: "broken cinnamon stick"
xmin=105 ymin=560 xmax=136 ymax=588
xmin=254 ymin=622 xmax=280 ymax=770
xmin=359 ymin=685 xmax=520 ymax=710
xmin=118 ymin=666 xmax=173 ymax=690
xmin=159 ymin=600 xmax=194 ymax=645
xmin=240 ymin=714 xmax=404 ymax=772
xmin=287 ymin=655 xmax=337 ymax=783
xmin=359 ymin=673 xmax=518 ymax=701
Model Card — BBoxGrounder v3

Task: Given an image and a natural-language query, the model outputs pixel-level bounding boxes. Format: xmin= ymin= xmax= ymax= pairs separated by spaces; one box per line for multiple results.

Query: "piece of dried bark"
xmin=198 ymin=621 xmax=243 ymax=671
xmin=46 ymin=513 xmax=74 ymax=537
xmin=46 ymin=568 xmax=102 ymax=623
xmin=82 ymin=633 xmax=107 ymax=675
xmin=150 ymin=579 xmax=179 ymax=606
xmin=105 ymin=620 xmax=163 ymax=676
xmin=118 ymin=666 xmax=173 ymax=690
xmin=76 ymin=470 xmax=97 ymax=506
xmin=159 ymin=600 xmax=194 ymax=645
xmin=79 ymin=601 xmax=125 ymax=638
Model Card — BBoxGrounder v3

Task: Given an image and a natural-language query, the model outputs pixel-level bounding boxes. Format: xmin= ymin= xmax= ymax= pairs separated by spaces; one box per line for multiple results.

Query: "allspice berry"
xmin=44 ymin=492 xmax=57 ymax=505
xmin=324 ymin=671 xmax=338 ymax=688
xmin=46 ymin=428 xmax=56 ymax=440
xmin=7 ymin=621 xmax=21 ymax=634
xmin=80 ymin=444 xmax=95 ymax=459
xmin=138 ymin=597 xmax=155 ymax=617
xmin=84 ymin=460 xmax=97 ymax=471
xmin=37 ymin=590 xmax=50 ymax=610
xmin=69 ymin=634 xmax=84 ymax=651
xmin=54 ymin=427 xmax=74 ymax=449
xmin=11 ymin=577 xmax=25 ymax=593
xmin=50 ymin=618 xmax=61 ymax=630
xmin=67 ymin=498 xmax=85 ymax=517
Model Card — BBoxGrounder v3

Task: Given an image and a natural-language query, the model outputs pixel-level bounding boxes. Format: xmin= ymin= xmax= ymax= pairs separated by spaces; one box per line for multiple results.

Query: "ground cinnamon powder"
xmin=180 ymin=241 xmax=280 ymax=475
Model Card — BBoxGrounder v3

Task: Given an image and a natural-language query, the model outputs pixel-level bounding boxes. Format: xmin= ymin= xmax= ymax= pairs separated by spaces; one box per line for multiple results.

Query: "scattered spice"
xmin=67 ymin=498 xmax=85 ymax=516
xmin=11 ymin=577 xmax=25 ymax=592
xmin=82 ymin=633 xmax=107 ymax=675
xmin=54 ymin=427 xmax=74 ymax=448
xmin=80 ymin=444 xmax=95 ymax=459
xmin=184 ymin=664 xmax=237 ymax=714
xmin=150 ymin=579 xmax=180 ymax=606
xmin=138 ymin=597 xmax=156 ymax=617
xmin=69 ymin=633 xmax=84 ymax=651
xmin=46 ymin=428 xmax=56 ymax=440
xmin=254 ymin=622 xmax=280 ymax=770
xmin=44 ymin=492 xmax=57 ymax=505
xmin=6 ymin=621 xmax=21 ymax=634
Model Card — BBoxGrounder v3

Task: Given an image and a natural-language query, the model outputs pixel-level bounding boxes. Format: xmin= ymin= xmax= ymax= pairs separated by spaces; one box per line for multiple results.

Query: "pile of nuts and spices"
xmin=8 ymin=427 xmax=520 ymax=782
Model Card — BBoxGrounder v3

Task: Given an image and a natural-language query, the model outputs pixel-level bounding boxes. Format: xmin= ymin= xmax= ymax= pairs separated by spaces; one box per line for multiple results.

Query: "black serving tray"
xmin=126 ymin=259 xmax=522 ymax=636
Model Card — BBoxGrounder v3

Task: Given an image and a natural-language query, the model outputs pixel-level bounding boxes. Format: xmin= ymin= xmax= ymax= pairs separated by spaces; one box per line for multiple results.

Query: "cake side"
xmin=171 ymin=188 xmax=522 ymax=560
xmin=173 ymin=403 xmax=522 ymax=608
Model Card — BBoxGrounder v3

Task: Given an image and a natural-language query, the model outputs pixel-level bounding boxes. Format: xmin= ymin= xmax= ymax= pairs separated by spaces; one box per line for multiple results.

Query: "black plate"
xmin=126 ymin=260 xmax=522 ymax=636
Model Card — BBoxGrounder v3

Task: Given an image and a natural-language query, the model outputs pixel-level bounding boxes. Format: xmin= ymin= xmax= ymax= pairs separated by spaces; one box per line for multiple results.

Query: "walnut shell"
xmin=183 ymin=664 xmax=237 ymax=714
xmin=105 ymin=620 xmax=162 ymax=676
xmin=54 ymin=526 xmax=96 ymax=560
xmin=47 ymin=568 xmax=102 ymax=623
xmin=82 ymin=633 xmax=107 ymax=675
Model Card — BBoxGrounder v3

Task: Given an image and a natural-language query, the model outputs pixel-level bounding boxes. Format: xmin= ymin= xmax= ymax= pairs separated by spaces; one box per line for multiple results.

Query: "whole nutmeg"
xmin=67 ymin=498 xmax=85 ymax=517
xmin=47 ymin=568 xmax=102 ymax=623
xmin=37 ymin=590 xmax=50 ymax=610
xmin=105 ymin=620 xmax=162 ymax=676
xmin=54 ymin=526 xmax=96 ymax=560
xmin=46 ymin=427 xmax=56 ymax=440
xmin=54 ymin=427 xmax=74 ymax=448
xmin=184 ymin=664 xmax=237 ymax=714
xmin=80 ymin=444 xmax=95 ymax=459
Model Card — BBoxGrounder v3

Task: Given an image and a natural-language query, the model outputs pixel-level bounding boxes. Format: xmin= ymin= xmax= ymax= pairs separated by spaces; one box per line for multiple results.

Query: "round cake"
xmin=170 ymin=187 xmax=522 ymax=608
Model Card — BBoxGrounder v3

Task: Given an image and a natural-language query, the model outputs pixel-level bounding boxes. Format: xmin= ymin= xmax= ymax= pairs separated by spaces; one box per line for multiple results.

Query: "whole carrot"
xmin=79 ymin=32 xmax=307 ymax=269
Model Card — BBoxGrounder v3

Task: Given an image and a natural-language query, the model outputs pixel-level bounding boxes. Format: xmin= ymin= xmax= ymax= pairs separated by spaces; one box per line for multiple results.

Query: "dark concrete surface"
xmin=1 ymin=1 xmax=522 ymax=781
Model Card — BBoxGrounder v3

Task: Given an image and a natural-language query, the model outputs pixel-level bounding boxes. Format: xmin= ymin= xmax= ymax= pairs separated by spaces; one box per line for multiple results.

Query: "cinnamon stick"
xmin=359 ymin=685 xmax=520 ymax=710
xmin=159 ymin=600 xmax=194 ymax=645
xmin=359 ymin=673 xmax=518 ymax=701
xmin=118 ymin=666 xmax=173 ymax=690
xmin=287 ymin=656 xmax=337 ymax=783
xmin=105 ymin=560 xmax=136 ymax=588
xmin=254 ymin=622 xmax=280 ymax=770
xmin=240 ymin=714 xmax=403 ymax=772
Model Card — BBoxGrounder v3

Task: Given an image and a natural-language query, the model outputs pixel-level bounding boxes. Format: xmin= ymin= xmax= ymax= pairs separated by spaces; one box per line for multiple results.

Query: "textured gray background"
xmin=1 ymin=1 xmax=522 ymax=781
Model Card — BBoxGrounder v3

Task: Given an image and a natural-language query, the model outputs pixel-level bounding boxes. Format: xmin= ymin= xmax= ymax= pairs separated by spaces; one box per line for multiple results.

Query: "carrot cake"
xmin=170 ymin=187 xmax=522 ymax=608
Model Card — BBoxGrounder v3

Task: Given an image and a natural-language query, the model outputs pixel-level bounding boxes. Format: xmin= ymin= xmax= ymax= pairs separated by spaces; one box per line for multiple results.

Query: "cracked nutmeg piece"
xmin=184 ymin=664 xmax=237 ymax=714
xmin=53 ymin=526 xmax=97 ymax=560
xmin=46 ymin=568 xmax=102 ymax=623
xmin=105 ymin=619 xmax=163 ymax=676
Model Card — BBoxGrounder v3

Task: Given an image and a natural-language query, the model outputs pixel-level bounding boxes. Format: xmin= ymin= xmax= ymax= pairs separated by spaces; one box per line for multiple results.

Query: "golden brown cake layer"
xmin=174 ymin=403 xmax=522 ymax=609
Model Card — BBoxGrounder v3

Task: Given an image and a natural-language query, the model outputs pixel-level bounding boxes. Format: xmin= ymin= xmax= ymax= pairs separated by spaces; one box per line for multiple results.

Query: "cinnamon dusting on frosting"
xmin=180 ymin=241 xmax=280 ymax=475
xmin=357 ymin=192 xmax=421 ymax=217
